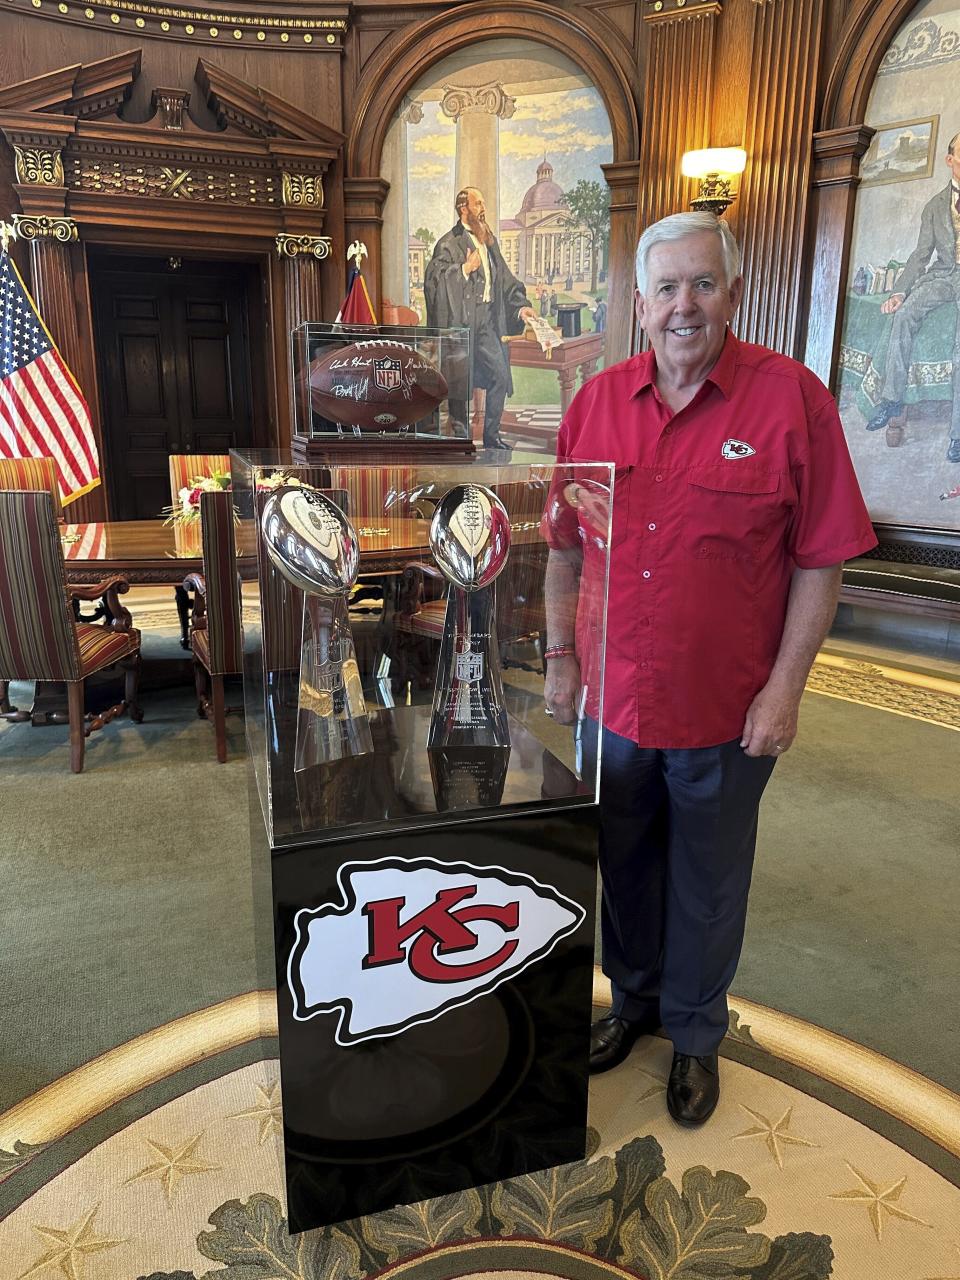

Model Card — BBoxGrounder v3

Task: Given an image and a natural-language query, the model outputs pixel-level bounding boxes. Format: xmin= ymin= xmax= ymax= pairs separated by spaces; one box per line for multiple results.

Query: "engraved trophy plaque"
xmin=428 ymin=484 xmax=511 ymax=751
xmin=261 ymin=485 xmax=373 ymax=770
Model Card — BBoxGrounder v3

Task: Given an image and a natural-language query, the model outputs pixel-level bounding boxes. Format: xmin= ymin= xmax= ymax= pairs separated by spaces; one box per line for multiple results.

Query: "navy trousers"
xmin=583 ymin=724 xmax=776 ymax=1055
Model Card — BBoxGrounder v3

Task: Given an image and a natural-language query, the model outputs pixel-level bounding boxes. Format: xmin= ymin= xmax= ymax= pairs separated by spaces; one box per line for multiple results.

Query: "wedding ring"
xmin=774 ymin=744 xmax=783 ymax=752
xmin=544 ymin=705 xmax=555 ymax=717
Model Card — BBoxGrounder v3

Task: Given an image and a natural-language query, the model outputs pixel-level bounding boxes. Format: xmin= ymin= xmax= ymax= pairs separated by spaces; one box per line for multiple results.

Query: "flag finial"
xmin=347 ymin=240 xmax=368 ymax=266
xmin=0 ymin=220 xmax=17 ymax=254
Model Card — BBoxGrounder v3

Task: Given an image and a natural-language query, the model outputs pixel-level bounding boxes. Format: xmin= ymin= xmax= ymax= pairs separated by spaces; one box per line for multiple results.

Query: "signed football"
xmin=309 ymin=339 xmax=448 ymax=431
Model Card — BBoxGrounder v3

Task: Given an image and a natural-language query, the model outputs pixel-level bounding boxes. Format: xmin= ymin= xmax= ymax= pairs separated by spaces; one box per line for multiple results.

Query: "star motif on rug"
xmin=732 ymin=1104 xmax=818 ymax=1170
xmin=19 ymin=1205 xmax=124 ymax=1280
xmin=124 ymin=1133 xmax=221 ymax=1205
xmin=228 ymin=1079 xmax=283 ymax=1143
xmin=828 ymin=1162 xmax=933 ymax=1241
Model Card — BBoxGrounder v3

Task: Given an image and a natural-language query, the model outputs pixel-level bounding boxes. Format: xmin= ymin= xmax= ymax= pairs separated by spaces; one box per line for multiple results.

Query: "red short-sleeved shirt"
xmin=546 ymin=330 xmax=878 ymax=749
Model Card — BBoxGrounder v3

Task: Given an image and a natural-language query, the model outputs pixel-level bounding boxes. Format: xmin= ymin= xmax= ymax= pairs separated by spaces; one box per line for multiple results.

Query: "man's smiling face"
xmin=635 ymin=229 xmax=743 ymax=386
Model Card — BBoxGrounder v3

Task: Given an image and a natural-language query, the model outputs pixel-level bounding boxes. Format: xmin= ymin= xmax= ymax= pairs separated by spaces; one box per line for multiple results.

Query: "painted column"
xmin=441 ymin=82 xmax=517 ymax=236
xmin=381 ymin=99 xmax=420 ymax=310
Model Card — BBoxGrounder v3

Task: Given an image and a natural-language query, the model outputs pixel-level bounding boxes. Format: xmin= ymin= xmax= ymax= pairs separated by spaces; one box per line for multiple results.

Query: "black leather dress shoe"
xmin=667 ymin=1051 xmax=720 ymax=1126
xmin=484 ymin=435 xmax=512 ymax=451
xmin=865 ymin=399 xmax=903 ymax=431
xmin=589 ymin=1011 xmax=659 ymax=1073
xmin=947 ymin=439 xmax=960 ymax=463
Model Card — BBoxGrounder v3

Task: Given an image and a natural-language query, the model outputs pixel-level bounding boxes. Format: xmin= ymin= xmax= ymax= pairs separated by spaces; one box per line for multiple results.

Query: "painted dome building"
xmin=499 ymin=159 xmax=593 ymax=285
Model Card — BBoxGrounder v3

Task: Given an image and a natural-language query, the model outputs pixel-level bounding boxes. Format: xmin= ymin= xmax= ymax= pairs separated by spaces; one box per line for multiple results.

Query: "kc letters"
xmin=287 ymin=857 xmax=585 ymax=1044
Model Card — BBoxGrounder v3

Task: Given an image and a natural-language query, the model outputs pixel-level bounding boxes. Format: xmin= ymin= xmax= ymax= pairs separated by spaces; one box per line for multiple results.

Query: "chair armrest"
xmin=69 ymin=575 xmax=130 ymax=602
xmin=183 ymin=573 xmax=208 ymax=629
xmin=69 ymin=577 xmax=134 ymax=631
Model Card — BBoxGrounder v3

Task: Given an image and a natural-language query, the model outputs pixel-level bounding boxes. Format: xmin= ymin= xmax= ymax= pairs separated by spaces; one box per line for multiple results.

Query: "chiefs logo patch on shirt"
xmin=721 ymin=439 xmax=756 ymax=459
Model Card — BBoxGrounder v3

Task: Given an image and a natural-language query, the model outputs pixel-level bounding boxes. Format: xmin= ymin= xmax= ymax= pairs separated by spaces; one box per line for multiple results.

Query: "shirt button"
xmin=655 ymin=474 xmax=664 ymax=482
xmin=640 ymin=661 xmax=649 ymax=669
xmin=648 ymin=522 xmax=657 ymax=531
xmin=642 ymin=570 xmax=651 ymax=579
xmin=663 ymin=427 xmax=672 ymax=436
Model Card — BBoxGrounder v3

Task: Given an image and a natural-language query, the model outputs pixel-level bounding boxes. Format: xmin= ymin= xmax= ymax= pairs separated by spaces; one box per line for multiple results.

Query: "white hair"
xmin=635 ymin=212 xmax=742 ymax=292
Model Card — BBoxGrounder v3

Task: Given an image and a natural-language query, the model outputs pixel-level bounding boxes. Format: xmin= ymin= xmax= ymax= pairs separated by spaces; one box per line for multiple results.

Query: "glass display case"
xmin=232 ymin=449 xmax=614 ymax=1232
xmin=233 ymin=450 xmax=614 ymax=850
xmin=291 ymin=322 xmax=472 ymax=445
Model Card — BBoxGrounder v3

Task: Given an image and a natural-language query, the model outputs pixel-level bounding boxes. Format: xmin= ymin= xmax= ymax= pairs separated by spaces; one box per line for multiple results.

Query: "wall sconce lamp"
xmin=681 ymin=148 xmax=747 ymax=216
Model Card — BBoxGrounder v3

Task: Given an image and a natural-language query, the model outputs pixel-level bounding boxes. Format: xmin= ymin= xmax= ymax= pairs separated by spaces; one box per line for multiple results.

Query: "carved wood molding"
xmin=642 ymin=0 xmax=722 ymax=24
xmin=13 ymin=214 xmax=78 ymax=241
xmin=0 ymin=0 xmax=348 ymax=52
xmin=0 ymin=50 xmax=141 ymax=117
xmin=821 ymin=0 xmax=923 ymax=130
xmin=811 ymin=124 xmax=875 ymax=186
xmin=0 ymin=53 xmax=343 ymax=237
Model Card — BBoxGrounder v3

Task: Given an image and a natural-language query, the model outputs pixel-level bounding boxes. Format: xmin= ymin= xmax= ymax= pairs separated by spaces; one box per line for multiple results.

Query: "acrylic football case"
xmin=231 ymin=450 xmax=615 ymax=850
xmin=291 ymin=322 xmax=472 ymax=443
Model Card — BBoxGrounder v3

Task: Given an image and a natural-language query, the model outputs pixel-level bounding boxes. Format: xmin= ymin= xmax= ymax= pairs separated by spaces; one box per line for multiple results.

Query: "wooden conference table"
xmin=61 ymin=516 xmax=433 ymax=647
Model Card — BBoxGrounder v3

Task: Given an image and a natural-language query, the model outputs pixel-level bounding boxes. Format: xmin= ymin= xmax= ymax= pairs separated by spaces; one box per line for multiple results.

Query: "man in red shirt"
xmin=544 ymin=211 xmax=877 ymax=1126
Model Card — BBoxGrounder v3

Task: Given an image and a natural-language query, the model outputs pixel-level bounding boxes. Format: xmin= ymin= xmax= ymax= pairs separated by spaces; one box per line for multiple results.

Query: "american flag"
xmin=0 ymin=249 xmax=101 ymax=505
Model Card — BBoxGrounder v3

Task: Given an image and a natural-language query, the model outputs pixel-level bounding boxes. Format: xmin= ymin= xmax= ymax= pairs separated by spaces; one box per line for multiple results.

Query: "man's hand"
xmin=740 ymin=682 xmax=800 ymax=758
xmin=519 ymin=306 xmax=536 ymax=321
xmin=881 ymin=293 xmax=905 ymax=315
xmin=544 ymin=654 xmax=581 ymax=725
xmin=463 ymin=248 xmax=482 ymax=275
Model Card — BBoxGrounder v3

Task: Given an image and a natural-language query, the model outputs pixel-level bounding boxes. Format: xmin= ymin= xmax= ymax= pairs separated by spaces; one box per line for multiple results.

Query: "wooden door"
xmin=91 ymin=259 xmax=258 ymax=521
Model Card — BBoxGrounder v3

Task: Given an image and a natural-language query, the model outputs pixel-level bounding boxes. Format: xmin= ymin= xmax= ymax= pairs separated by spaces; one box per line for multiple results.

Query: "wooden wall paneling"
xmin=342 ymin=176 xmax=390 ymax=320
xmin=733 ymin=0 xmax=823 ymax=358
xmin=637 ymin=3 xmax=719 ymax=234
xmin=601 ymin=160 xmax=641 ymax=365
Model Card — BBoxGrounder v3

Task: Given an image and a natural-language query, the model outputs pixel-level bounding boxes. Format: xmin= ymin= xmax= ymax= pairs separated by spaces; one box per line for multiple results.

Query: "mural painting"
xmin=380 ymin=40 xmax=614 ymax=446
xmin=837 ymin=0 xmax=960 ymax=530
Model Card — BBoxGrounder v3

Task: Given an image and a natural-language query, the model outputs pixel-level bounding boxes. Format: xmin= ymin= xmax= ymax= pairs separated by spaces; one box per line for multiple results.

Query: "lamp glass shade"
xmin=681 ymin=147 xmax=747 ymax=178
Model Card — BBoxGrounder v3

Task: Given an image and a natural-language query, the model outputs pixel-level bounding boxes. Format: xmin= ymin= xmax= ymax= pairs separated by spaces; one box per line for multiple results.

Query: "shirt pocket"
xmin=685 ymin=464 xmax=782 ymax=560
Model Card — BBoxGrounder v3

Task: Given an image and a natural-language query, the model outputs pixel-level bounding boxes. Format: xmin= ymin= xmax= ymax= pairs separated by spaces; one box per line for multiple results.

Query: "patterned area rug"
xmin=3 ymin=987 xmax=960 ymax=1280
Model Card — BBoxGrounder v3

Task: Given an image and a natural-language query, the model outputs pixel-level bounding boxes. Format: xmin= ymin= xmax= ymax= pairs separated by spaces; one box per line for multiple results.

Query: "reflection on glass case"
xmin=291 ymin=322 xmax=472 ymax=443
xmin=232 ymin=451 xmax=615 ymax=850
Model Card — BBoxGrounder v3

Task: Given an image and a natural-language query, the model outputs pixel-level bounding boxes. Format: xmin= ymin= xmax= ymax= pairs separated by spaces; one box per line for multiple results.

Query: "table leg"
xmin=176 ymin=584 xmax=192 ymax=650
xmin=558 ymin=366 xmax=579 ymax=416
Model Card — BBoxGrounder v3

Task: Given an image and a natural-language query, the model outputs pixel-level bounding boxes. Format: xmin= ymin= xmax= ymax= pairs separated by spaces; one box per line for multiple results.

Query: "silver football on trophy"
xmin=261 ymin=485 xmax=359 ymax=597
xmin=429 ymin=483 xmax=511 ymax=592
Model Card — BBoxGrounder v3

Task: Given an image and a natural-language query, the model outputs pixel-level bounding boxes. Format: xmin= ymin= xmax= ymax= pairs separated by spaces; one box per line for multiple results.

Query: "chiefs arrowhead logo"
xmin=721 ymin=438 xmax=756 ymax=459
xmin=286 ymin=857 xmax=586 ymax=1045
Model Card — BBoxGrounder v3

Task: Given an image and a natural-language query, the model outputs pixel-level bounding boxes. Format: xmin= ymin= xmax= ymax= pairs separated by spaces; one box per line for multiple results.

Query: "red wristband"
xmin=544 ymin=644 xmax=575 ymax=660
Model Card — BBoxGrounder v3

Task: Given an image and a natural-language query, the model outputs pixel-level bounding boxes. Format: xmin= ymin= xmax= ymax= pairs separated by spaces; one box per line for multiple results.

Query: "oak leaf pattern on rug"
xmin=137 ymin=1131 xmax=835 ymax=1280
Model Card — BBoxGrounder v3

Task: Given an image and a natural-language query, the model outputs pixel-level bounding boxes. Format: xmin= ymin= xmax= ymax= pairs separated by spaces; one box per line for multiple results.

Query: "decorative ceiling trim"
xmin=1 ymin=0 xmax=348 ymax=52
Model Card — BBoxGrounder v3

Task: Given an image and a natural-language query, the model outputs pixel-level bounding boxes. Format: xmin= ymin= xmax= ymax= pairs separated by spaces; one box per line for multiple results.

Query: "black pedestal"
xmin=266 ymin=703 xmax=598 ymax=1233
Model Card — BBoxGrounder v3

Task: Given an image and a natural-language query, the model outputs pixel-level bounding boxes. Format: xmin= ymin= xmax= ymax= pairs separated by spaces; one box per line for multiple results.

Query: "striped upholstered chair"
xmin=0 ymin=489 xmax=143 ymax=771
xmin=0 ymin=456 xmax=63 ymax=518
xmin=167 ymin=455 xmax=231 ymax=648
xmin=183 ymin=488 xmax=243 ymax=762
xmin=0 ymin=458 xmax=64 ymax=717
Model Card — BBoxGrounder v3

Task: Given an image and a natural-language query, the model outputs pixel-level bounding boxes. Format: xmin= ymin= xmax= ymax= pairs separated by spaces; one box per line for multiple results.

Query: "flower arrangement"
xmin=256 ymin=471 xmax=302 ymax=492
xmin=161 ymin=471 xmax=231 ymax=526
